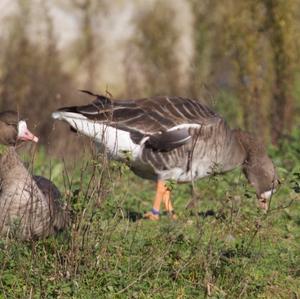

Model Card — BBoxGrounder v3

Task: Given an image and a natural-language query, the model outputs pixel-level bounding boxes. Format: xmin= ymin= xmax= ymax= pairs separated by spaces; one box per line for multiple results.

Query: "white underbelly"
xmin=156 ymin=159 xmax=220 ymax=182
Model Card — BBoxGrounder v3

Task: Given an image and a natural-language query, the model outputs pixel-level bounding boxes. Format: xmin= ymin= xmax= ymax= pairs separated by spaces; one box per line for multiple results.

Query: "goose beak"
xmin=258 ymin=189 xmax=276 ymax=212
xmin=258 ymin=197 xmax=268 ymax=212
xmin=17 ymin=120 xmax=39 ymax=143
xmin=18 ymin=128 xmax=39 ymax=143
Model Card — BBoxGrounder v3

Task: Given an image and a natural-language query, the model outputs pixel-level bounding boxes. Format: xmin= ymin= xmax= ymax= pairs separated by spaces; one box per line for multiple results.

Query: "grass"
xmin=0 ymin=134 xmax=299 ymax=299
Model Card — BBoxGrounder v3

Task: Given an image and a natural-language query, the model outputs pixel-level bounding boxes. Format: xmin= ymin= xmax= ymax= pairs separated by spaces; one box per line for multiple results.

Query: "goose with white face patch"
xmin=0 ymin=111 xmax=69 ymax=240
xmin=0 ymin=111 xmax=39 ymax=145
xmin=52 ymin=91 xmax=279 ymax=220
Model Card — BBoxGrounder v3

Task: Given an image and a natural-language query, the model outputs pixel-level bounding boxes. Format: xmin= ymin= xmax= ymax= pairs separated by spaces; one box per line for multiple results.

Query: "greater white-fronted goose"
xmin=0 ymin=111 xmax=69 ymax=240
xmin=52 ymin=92 xmax=279 ymax=219
xmin=0 ymin=110 xmax=39 ymax=144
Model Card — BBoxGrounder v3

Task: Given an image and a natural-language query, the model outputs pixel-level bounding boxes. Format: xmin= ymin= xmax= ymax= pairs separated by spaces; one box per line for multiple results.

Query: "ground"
xmin=0 ymin=136 xmax=299 ymax=298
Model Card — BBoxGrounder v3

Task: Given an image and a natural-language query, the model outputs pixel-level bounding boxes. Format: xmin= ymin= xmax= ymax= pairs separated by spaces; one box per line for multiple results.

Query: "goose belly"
xmin=134 ymin=145 xmax=223 ymax=182
xmin=156 ymin=159 xmax=218 ymax=183
xmin=55 ymin=113 xmax=141 ymax=160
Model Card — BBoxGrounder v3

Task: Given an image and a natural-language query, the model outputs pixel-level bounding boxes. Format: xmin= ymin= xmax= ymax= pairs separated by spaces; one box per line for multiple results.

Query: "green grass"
xmin=0 ymin=136 xmax=299 ymax=298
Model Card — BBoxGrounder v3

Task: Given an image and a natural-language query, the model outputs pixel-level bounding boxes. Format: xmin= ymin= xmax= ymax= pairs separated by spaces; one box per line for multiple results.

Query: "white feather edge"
xmin=52 ymin=111 xmax=203 ymax=134
xmin=52 ymin=111 xmax=87 ymax=120
xmin=166 ymin=123 xmax=202 ymax=132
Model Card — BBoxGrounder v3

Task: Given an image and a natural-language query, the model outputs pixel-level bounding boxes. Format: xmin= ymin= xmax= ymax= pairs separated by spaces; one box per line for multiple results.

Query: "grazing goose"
xmin=0 ymin=111 xmax=69 ymax=240
xmin=52 ymin=92 xmax=278 ymax=220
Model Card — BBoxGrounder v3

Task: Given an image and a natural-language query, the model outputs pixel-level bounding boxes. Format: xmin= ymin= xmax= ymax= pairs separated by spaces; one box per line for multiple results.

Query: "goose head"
xmin=243 ymin=152 xmax=279 ymax=211
xmin=235 ymin=130 xmax=279 ymax=211
xmin=0 ymin=111 xmax=38 ymax=145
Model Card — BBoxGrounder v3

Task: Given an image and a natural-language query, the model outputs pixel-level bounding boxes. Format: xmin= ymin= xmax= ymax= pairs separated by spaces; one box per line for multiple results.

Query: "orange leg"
xmin=152 ymin=180 xmax=167 ymax=211
xmin=162 ymin=188 xmax=177 ymax=220
xmin=144 ymin=180 xmax=177 ymax=220
xmin=162 ymin=188 xmax=171 ymax=211
xmin=144 ymin=180 xmax=165 ymax=220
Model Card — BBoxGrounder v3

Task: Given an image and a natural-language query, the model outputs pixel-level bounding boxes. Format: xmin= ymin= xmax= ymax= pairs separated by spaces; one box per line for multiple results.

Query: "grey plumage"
xmin=53 ymin=92 xmax=279 ymax=209
xmin=54 ymin=94 xmax=245 ymax=180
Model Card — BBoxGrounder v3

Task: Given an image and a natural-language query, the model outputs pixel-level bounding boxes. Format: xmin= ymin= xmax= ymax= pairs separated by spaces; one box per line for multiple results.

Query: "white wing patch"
xmin=52 ymin=111 xmax=87 ymax=120
xmin=52 ymin=111 xmax=141 ymax=160
xmin=166 ymin=123 xmax=202 ymax=132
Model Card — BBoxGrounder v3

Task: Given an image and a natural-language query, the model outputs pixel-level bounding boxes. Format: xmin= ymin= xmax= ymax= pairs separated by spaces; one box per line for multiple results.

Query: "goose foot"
xmin=143 ymin=210 xmax=160 ymax=221
xmin=170 ymin=212 xmax=178 ymax=220
xmin=163 ymin=210 xmax=178 ymax=220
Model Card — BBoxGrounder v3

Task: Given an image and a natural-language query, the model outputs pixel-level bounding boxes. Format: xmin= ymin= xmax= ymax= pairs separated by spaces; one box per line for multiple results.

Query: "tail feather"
xmin=79 ymin=89 xmax=100 ymax=97
xmin=79 ymin=89 xmax=112 ymax=108
xmin=53 ymin=90 xmax=112 ymax=119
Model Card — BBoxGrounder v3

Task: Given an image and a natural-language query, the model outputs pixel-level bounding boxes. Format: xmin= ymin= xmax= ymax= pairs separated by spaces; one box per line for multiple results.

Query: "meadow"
xmin=0 ymin=129 xmax=299 ymax=299
xmin=0 ymin=1 xmax=300 ymax=297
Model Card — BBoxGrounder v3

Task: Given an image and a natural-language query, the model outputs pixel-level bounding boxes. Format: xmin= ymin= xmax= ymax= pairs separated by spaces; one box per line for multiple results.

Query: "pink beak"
xmin=18 ymin=128 xmax=39 ymax=143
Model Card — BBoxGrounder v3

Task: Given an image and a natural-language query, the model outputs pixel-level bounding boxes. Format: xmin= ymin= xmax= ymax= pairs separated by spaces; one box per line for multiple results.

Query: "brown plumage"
xmin=0 ymin=111 xmax=69 ymax=240
xmin=0 ymin=111 xmax=19 ymax=145
xmin=0 ymin=149 xmax=69 ymax=240
xmin=52 ymin=92 xmax=279 ymax=219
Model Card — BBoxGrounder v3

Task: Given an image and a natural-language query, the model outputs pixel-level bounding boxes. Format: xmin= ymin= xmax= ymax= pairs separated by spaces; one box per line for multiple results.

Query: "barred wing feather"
xmin=56 ymin=92 xmax=222 ymax=151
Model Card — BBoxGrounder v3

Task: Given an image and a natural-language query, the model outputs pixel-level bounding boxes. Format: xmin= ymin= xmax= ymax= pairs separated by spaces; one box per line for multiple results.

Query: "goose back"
xmin=56 ymin=94 xmax=220 ymax=135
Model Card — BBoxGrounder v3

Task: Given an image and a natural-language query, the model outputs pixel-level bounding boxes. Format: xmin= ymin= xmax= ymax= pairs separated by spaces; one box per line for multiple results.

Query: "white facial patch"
xmin=17 ymin=120 xmax=28 ymax=138
xmin=260 ymin=189 xmax=276 ymax=200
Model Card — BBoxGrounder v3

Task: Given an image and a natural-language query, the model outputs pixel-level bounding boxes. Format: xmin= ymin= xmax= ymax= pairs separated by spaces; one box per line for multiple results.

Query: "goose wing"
xmin=55 ymin=91 xmax=222 ymax=151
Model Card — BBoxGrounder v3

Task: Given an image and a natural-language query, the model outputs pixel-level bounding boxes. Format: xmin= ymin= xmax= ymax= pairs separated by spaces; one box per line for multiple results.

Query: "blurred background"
xmin=0 ymin=0 xmax=299 ymax=157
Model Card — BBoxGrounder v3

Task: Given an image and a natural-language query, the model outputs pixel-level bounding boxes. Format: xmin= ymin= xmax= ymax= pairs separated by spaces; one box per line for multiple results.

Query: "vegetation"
xmin=0 ymin=0 xmax=299 ymax=298
xmin=0 ymin=130 xmax=298 ymax=298
xmin=0 ymin=0 xmax=299 ymax=148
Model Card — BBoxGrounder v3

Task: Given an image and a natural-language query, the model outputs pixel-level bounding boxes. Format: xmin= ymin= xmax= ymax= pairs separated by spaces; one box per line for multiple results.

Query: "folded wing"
xmin=56 ymin=91 xmax=223 ymax=151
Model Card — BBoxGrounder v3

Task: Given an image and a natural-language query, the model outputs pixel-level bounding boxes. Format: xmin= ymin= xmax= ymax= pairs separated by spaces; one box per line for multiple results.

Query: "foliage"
xmin=132 ymin=2 xmax=181 ymax=96
xmin=0 ymin=129 xmax=299 ymax=298
xmin=0 ymin=0 xmax=75 ymax=149
xmin=0 ymin=2 xmax=299 ymax=296
xmin=0 ymin=0 xmax=299 ymax=152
